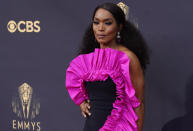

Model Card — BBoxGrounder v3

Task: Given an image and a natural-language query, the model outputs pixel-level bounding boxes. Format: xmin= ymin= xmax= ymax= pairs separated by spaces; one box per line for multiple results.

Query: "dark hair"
xmin=77 ymin=2 xmax=150 ymax=73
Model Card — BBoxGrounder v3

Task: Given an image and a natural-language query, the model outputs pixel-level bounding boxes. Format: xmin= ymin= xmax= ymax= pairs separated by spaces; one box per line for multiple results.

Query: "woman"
xmin=65 ymin=2 xmax=150 ymax=131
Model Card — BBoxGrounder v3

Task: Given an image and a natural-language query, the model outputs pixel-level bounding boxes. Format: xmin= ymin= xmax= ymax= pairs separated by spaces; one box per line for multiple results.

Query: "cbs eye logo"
xmin=7 ymin=20 xmax=40 ymax=33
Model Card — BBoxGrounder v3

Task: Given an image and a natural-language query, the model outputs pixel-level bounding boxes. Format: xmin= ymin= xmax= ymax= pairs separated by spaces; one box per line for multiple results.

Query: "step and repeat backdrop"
xmin=0 ymin=0 xmax=193 ymax=131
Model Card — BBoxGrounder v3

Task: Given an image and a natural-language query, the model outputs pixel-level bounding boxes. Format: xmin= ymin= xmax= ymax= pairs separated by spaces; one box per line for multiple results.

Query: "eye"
xmin=105 ymin=22 xmax=112 ymax=25
xmin=93 ymin=21 xmax=99 ymax=25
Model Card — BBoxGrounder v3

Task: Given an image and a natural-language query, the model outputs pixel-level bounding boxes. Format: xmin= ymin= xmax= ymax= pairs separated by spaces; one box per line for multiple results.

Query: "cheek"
xmin=92 ymin=25 xmax=97 ymax=35
xmin=106 ymin=26 xmax=117 ymax=38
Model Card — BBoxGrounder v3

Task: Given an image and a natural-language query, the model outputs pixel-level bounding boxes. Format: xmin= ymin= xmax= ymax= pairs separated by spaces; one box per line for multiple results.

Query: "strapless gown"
xmin=65 ymin=48 xmax=141 ymax=131
xmin=83 ymin=76 xmax=117 ymax=131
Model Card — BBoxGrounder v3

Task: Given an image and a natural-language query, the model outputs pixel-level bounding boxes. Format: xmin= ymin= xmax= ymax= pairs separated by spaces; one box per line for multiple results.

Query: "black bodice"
xmin=83 ymin=76 xmax=117 ymax=131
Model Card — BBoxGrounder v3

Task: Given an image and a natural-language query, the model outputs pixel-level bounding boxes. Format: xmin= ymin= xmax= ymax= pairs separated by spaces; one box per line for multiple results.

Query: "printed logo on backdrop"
xmin=7 ymin=20 xmax=40 ymax=33
xmin=11 ymin=83 xmax=41 ymax=131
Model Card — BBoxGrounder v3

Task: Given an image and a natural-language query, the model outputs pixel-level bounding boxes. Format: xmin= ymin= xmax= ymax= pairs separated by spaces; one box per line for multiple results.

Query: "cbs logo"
xmin=7 ymin=20 xmax=40 ymax=33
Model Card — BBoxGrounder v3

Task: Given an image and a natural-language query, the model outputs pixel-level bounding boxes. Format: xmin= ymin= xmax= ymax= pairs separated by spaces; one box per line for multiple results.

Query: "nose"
xmin=98 ymin=23 xmax=104 ymax=31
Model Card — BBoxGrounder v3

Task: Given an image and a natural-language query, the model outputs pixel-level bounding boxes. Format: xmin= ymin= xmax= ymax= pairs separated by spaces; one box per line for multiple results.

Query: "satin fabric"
xmin=65 ymin=47 xmax=140 ymax=131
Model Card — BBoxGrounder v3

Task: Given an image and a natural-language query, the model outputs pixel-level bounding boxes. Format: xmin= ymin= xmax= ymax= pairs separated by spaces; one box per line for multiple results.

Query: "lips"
xmin=97 ymin=34 xmax=106 ymax=39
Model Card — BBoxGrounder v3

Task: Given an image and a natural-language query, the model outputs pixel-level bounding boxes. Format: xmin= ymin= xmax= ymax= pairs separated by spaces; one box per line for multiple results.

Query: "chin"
xmin=97 ymin=40 xmax=109 ymax=44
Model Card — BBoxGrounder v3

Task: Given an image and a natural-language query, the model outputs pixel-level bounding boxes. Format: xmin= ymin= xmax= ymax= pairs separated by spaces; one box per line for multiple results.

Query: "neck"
xmin=99 ymin=40 xmax=119 ymax=50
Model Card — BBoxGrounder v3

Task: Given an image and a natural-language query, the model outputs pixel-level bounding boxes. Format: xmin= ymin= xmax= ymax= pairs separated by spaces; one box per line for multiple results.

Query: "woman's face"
xmin=92 ymin=8 xmax=119 ymax=45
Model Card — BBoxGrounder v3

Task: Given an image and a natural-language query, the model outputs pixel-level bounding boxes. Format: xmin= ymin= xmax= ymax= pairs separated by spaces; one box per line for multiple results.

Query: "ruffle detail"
xmin=65 ymin=48 xmax=141 ymax=131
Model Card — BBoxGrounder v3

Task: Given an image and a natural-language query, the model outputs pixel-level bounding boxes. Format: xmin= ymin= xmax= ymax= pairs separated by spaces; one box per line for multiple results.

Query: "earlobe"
xmin=119 ymin=24 xmax=123 ymax=31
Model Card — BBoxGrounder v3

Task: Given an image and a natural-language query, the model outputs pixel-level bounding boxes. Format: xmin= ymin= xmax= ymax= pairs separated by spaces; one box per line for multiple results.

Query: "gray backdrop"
xmin=0 ymin=0 xmax=193 ymax=131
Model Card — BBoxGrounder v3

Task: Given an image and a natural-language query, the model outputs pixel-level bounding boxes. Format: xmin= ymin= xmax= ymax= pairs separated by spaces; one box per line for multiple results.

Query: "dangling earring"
xmin=117 ymin=31 xmax=121 ymax=43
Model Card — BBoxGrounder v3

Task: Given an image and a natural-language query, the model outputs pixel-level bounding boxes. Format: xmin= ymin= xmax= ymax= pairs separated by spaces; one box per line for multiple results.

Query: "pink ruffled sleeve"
xmin=65 ymin=56 xmax=88 ymax=106
xmin=119 ymin=52 xmax=141 ymax=109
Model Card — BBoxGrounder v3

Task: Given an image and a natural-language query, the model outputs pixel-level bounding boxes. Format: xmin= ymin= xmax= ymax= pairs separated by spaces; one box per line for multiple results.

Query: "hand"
xmin=80 ymin=99 xmax=91 ymax=118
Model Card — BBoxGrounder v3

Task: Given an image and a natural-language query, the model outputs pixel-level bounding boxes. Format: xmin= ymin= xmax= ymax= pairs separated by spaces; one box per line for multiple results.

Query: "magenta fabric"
xmin=65 ymin=48 xmax=140 ymax=131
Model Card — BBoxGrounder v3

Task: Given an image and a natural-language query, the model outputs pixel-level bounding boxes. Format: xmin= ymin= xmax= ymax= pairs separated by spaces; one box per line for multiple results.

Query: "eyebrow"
xmin=94 ymin=17 xmax=113 ymax=21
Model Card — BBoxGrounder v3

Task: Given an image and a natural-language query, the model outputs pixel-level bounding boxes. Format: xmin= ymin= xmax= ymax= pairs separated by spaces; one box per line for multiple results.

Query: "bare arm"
xmin=126 ymin=50 xmax=145 ymax=131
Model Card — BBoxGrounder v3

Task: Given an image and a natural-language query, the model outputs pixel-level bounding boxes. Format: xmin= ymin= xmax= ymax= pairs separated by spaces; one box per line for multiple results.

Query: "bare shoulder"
xmin=118 ymin=45 xmax=143 ymax=76
xmin=118 ymin=45 xmax=138 ymax=62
